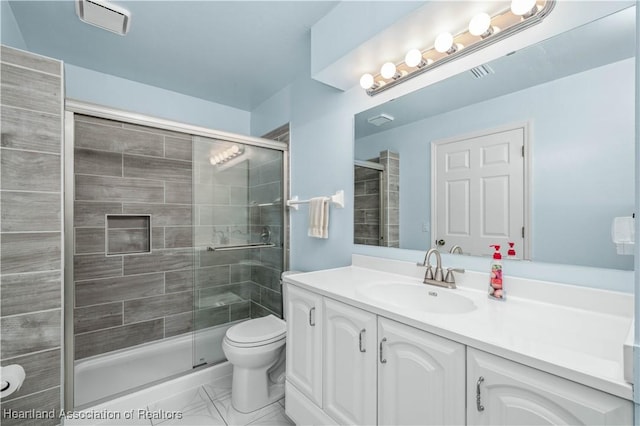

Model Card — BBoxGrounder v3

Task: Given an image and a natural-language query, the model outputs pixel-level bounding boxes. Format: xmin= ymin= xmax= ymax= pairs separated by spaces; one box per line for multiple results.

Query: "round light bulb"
xmin=434 ymin=32 xmax=454 ymax=53
xmin=405 ymin=49 xmax=424 ymax=68
xmin=359 ymin=73 xmax=375 ymax=89
xmin=380 ymin=62 xmax=397 ymax=79
xmin=469 ymin=13 xmax=491 ymax=36
xmin=511 ymin=0 xmax=537 ymax=16
xmin=209 ymin=156 xmax=216 ymax=165
xmin=231 ymin=145 xmax=240 ymax=154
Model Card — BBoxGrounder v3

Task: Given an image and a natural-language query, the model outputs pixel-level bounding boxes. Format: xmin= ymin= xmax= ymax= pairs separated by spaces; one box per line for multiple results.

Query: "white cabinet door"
xmin=467 ymin=348 xmax=633 ymax=425
xmin=323 ymin=298 xmax=377 ymax=425
xmin=285 ymin=284 xmax=323 ymax=406
xmin=378 ymin=317 xmax=465 ymax=425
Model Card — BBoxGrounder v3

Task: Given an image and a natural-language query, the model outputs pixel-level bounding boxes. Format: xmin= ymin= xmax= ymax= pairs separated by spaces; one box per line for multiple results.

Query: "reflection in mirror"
xmin=354 ymin=6 xmax=635 ymax=270
xmin=354 ymin=151 xmax=400 ymax=247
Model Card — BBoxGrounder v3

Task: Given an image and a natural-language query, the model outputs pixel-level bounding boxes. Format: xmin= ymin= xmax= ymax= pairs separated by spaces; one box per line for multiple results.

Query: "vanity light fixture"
xmin=468 ymin=13 xmax=496 ymax=38
xmin=360 ymin=0 xmax=555 ymax=96
xmin=209 ymin=144 xmax=244 ymax=166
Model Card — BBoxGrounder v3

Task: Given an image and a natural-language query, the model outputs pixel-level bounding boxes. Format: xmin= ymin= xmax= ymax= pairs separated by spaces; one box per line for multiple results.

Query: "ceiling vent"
xmin=469 ymin=64 xmax=495 ymax=79
xmin=76 ymin=0 xmax=131 ymax=35
xmin=367 ymin=113 xmax=394 ymax=127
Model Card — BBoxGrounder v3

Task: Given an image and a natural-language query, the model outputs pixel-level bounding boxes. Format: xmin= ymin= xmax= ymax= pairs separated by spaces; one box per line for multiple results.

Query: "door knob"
xmin=435 ymin=239 xmax=445 ymax=246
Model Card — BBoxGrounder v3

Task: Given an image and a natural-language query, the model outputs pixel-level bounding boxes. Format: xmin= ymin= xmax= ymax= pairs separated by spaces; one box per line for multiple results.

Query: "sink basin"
xmin=361 ymin=282 xmax=477 ymax=314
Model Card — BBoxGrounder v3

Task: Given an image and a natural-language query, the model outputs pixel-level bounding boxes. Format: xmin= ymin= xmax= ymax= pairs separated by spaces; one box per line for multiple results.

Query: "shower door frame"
xmin=63 ymin=99 xmax=289 ymax=410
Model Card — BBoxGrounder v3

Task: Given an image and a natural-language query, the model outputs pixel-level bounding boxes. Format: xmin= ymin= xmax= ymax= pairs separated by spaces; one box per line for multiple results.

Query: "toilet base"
xmin=231 ymin=368 xmax=285 ymax=413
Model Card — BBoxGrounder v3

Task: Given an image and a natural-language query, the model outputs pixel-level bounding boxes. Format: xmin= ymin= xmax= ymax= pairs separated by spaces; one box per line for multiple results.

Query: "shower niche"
xmin=105 ymin=214 xmax=151 ymax=255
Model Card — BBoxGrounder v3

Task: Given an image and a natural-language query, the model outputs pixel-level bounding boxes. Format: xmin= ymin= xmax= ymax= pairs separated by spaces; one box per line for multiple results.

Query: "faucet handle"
xmin=444 ymin=267 xmax=465 ymax=284
xmin=424 ymin=265 xmax=434 ymax=280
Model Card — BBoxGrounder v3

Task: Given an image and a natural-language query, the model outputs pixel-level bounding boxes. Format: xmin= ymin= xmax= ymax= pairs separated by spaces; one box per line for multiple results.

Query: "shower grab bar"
xmin=206 ymin=243 xmax=275 ymax=252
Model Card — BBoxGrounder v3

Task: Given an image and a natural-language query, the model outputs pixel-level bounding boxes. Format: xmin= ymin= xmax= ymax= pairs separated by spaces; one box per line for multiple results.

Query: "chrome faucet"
xmin=423 ymin=248 xmax=444 ymax=282
xmin=449 ymin=245 xmax=463 ymax=254
xmin=418 ymin=248 xmax=464 ymax=289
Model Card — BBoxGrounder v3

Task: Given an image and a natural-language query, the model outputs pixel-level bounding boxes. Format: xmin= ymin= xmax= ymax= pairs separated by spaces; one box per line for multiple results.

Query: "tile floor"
xmin=142 ymin=374 xmax=294 ymax=426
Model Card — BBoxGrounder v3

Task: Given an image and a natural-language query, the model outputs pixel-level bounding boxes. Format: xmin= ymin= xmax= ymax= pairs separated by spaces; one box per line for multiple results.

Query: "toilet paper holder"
xmin=0 ymin=364 xmax=26 ymax=398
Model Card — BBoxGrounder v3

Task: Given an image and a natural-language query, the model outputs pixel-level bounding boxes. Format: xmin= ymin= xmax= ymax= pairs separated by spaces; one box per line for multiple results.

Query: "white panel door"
xmin=323 ymin=298 xmax=377 ymax=425
xmin=467 ymin=348 xmax=632 ymax=425
xmin=433 ymin=126 xmax=525 ymax=257
xmin=285 ymin=284 xmax=323 ymax=406
xmin=378 ymin=317 xmax=465 ymax=425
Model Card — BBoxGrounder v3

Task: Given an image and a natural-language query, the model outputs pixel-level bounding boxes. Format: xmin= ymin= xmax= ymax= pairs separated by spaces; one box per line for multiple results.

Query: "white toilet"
xmin=222 ymin=314 xmax=287 ymax=413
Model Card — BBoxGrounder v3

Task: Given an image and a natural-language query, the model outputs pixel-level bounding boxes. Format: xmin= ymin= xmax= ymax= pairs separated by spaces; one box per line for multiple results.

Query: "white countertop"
xmin=284 ymin=255 xmax=634 ymax=400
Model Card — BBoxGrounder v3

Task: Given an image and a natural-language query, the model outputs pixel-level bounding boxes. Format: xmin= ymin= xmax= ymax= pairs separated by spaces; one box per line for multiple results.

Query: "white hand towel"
xmin=308 ymin=197 xmax=329 ymax=239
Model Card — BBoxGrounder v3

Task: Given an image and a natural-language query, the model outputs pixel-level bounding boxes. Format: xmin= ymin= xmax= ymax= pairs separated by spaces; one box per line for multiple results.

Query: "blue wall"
xmin=1 ymin=1 xmax=26 ymax=49
xmin=355 ymin=58 xmax=635 ymax=271
xmin=65 ymin=64 xmax=250 ymax=134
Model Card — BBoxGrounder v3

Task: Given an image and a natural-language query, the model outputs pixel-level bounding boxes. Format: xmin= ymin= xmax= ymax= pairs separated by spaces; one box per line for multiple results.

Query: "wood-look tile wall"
xmin=354 ymin=150 xmax=400 ymax=247
xmin=0 ymin=45 xmax=63 ymax=426
xmin=73 ymin=119 xmax=285 ymax=361
xmin=72 ymin=115 xmax=200 ymax=360
xmin=192 ymin=138 xmax=273 ymax=328
xmin=380 ymin=150 xmax=400 ymax=248
xmin=354 ymin=163 xmax=382 ymax=246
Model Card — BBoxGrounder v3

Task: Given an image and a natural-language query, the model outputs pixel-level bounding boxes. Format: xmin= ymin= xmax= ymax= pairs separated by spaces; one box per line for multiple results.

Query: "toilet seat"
xmin=225 ymin=315 xmax=286 ymax=348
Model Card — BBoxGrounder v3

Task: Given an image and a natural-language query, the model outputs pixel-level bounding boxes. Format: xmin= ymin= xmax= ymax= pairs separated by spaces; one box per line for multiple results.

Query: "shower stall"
xmin=64 ymin=102 xmax=287 ymax=409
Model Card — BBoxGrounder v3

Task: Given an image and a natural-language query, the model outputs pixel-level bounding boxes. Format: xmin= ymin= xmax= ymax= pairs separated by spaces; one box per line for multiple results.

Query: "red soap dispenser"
xmin=488 ymin=245 xmax=505 ymax=301
xmin=507 ymin=242 xmax=517 ymax=259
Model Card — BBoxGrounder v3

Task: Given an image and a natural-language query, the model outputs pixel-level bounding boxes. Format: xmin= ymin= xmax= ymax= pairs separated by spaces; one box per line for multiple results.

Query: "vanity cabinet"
xmin=286 ymin=284 xmax=465 ymax=425
xmin=378 ymin=317 xmax=465 ymax=425
xmin=323 ymin=298 xmax=377 ymax=425
xmin=467 ymin=348 xmax=633 ymax=425
xmin=285 ymin=284 xmax=323 ymax=407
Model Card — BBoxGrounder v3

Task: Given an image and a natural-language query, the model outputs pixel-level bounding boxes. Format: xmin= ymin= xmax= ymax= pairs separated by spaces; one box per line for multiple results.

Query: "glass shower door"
xmin=192 ymin=136 xmax=285 ymax=367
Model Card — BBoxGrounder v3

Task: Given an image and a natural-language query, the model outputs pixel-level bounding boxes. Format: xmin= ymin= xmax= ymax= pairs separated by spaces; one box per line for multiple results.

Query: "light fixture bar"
xmin=364 ymin=0 xmax=555 ymax=96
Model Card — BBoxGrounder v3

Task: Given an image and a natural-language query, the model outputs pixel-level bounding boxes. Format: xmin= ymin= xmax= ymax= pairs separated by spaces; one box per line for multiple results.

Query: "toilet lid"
xmin=226 ymin=315 xmax=286 ymax=345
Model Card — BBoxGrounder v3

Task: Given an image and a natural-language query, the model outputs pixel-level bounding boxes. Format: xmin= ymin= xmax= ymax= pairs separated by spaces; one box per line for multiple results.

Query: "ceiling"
xmin=8 ymin=0 xmax=338 ymax=111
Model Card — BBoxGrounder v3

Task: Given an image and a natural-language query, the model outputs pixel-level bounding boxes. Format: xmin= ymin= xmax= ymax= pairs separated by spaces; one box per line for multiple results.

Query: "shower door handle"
xmin=308 ymin=307 xmax=316 ymax=326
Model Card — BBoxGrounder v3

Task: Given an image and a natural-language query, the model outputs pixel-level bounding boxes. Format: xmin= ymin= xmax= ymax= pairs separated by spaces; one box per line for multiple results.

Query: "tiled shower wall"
xmin=354 ymin=150 xmax=399 ymax=247
xmin=73 ymin=123 xmax=285 ymax=361
xmin=354 ymin=164 xmax=382 ymax=246
xmin=0 ymin=46 xmax=63 ymax=425
xmin=193 ymin=138 xmax=284 ymax=324
xmin=250 ymin=124 xmax=290 ymax=318
xmin=72 ymin=115 xmax=197 ymax=360
xmin=249 ymin=146 xmax=284 ymax=318
xmin=380 ymin=150 xmax=400 ymax=248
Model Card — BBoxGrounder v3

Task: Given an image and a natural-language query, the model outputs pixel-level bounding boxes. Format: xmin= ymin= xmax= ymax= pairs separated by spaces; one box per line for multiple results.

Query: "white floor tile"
xmin=203 ymin=374 xmax=233 ymax=401
xmin=147 ymin=386 xmax=225 ymax=426
xmin=148 ymin=386 xmax=213 ymax=415
xmin=213 ymin=396 xmax=281 ymax=426
xmin=151 ymin=403 xmax=226 ymax=426
xmin=246 ymin=407 xmax=295 ymax=426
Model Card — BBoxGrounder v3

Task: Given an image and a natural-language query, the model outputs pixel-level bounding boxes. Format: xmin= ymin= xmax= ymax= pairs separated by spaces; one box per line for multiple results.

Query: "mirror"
xmin=354 ymin=7 xmax=635 ymax=270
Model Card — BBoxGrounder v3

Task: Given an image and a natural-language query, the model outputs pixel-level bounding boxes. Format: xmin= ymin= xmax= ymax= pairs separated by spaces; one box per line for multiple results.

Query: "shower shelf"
xmin=206 ymin=243 xmax=276 ymax=252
